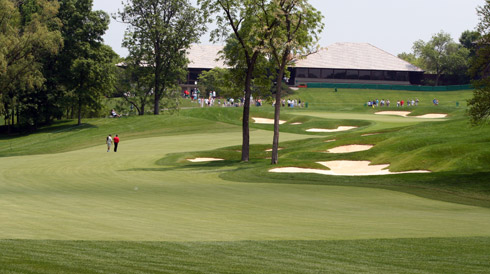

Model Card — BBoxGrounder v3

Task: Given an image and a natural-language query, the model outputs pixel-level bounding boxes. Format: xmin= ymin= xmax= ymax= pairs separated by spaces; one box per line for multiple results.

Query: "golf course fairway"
xmin=1 ymin=129 xmax=489 ymax=242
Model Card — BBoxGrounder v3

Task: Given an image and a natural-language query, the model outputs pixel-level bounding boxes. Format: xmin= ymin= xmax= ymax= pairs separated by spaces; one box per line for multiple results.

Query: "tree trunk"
xmin=241 ymin=68 xmax=253 ymax=162
xmin=77 ymin=99 xmax=82 ymax=125
xmin=435 ymin=73 xmax=441 ymax=86
xmin=271 ymin=50 xmax=289 ymax=165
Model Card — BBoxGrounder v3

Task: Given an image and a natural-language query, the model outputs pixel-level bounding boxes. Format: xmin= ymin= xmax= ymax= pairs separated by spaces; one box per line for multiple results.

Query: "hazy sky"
xmin=93 ymin=0 xmax=484 ymax=57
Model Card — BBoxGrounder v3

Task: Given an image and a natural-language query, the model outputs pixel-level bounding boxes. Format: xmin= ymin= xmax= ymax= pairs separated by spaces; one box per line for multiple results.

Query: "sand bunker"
xmin=252 ymin=117 xmax=286 ymax=124
xmin=415 ymin=113 xmax=448 ymax=119
xmin=326 ymin=145 xmax=373 ymax=153
xmin=265 ymin=148 xmax=283 ymax=152
xmin=306 ymin=126 xmax=357 ymax=133
xmin=269 ymin=160 xmax=430 ymax=176
xmin=375 ymin=111 xmax=447 ymax=119
xmin=187 ymin=158 xmax=224 ymax=162
xmin=290 ymin=122 xmax=303 ymax=125
xmin=375 ymin=111 xmax=411 ymax=117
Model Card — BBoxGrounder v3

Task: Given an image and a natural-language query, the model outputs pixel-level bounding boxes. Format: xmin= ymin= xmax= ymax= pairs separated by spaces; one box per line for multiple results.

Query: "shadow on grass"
xmin=0 ymin=122 xmax=97 ymax=140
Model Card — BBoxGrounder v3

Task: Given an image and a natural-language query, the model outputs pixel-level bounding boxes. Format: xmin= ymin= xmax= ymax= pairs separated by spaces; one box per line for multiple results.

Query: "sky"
xmin=93 ymin=0 xmax=484 ymax=57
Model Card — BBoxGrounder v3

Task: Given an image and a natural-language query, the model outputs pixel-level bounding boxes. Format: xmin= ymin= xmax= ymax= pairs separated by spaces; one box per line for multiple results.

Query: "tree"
xmin=199 ymin=0 xmax=281 ymax=162
xmin=468 ymin=0 xmax=490 ymax=124
xmin=117 ymin=0 xmax=206 ymax=115
xmin=56 ymin=0 xmax=117 ymax=125
xmin=460 ymin=30 xmax=481 ymax=57
xmin=198 ymin=67 xmax=240 ymax=98
xmin=115 ymin=59 xmax=153 ymax=116
xmin=397 ymin=52 xmax=424 ymax=69
xmin=264 ymin=0 xmax=323 ymax=164
xmin=412 ymin=31 xmax=469 ymax=86
xmin=0 ymin=0 xmax=62 ymax=131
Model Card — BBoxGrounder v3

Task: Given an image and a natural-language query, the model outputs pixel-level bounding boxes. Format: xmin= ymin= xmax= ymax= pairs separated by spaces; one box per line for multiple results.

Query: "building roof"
xmin=187 ymin=44 xmax=227 ymax=69
xmin=293 ymin=42 xmax=423 ymax=72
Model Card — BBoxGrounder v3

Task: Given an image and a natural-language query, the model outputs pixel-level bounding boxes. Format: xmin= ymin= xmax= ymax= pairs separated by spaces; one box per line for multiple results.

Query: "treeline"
xmin=398 ymin=30 xmax=481 ymax=86
xmin=0 ymin=0 xmax=117 ymax=132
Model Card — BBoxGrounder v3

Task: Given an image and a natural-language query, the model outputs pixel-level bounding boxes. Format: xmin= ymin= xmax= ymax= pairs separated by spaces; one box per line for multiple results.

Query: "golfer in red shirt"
xmin=114 ymin=135 xmax=120 ymax=152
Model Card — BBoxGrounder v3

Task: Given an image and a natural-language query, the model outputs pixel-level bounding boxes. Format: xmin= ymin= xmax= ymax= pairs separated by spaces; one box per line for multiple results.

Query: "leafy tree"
xmin=413 ymin=31 xmax=469 ymax=86
xmin=117 ymin=0 xmax=206 ymax=115
xmin=263 ymin=0 xmax=323 ymax=164
xmin=460 ymin=30 xmax=481 ymax=57
xmin=115 ymin=59 xmax=153 ymax=116
xmin=468 ymin=0 xmax=490 ymax=124
xmin=397 ymin=52 xmax=424 ymax=69
xmin=0 ymin=0 xmax=62 ymax=131
xmin=198 ymin=67 xmax=238 ymax=98
xmin=57 ymin=0 xmax=117 ymax=125
xmin=199 ymin=0 xmax=282 ymax=161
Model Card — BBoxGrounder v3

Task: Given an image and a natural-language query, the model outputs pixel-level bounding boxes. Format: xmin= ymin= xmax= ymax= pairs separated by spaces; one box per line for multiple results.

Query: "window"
xmin=384 ymin=71 xmax=397 ymax=81
xmin=359 ymin=70 xmax=371 ymax=80
xmin=346 ymin=70 xmax=359 ymax=79
xmin=396 ymin=72 xmax=409 ymax=81
xmin=308 ymin=68 xmax=321 ymax=78
xmin=296 ymin=68 xmax=307 ymax=78
xmin=333 ymin=69 xmax=346 ymax=79
xmin=321 ymin=69 xmax=334 ymax=79
xmin=371 ymin=70 xmax=384 ymax=80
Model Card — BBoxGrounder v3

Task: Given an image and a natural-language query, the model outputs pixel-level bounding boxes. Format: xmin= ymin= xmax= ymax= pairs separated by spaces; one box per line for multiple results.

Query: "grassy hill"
xmin=1 ymin=88 xmax=489 ymax=273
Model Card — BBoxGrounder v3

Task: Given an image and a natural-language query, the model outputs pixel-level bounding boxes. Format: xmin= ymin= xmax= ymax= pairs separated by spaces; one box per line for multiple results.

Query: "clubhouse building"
xmin=183 ymin=42 xmax=424 ymax=89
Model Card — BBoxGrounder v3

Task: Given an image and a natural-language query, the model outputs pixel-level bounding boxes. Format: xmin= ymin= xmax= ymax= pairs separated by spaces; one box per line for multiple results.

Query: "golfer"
xmin=106 ymin=134 xmax=112 ymax=152
xmin=114 ymin=135 xmax=120 ymax=152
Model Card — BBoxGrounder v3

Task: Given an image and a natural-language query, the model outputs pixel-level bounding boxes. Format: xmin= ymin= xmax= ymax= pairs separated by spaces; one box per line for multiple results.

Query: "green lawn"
xmin=1 ymin=88 xmax=489 ymax=273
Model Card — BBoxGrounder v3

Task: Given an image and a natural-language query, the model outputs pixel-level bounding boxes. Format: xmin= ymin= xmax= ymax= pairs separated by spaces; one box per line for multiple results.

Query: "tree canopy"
xmin=117 ymin=0 xmax=206 ymax=115
xmin=468 ymin=0 xmax=490 ymax=124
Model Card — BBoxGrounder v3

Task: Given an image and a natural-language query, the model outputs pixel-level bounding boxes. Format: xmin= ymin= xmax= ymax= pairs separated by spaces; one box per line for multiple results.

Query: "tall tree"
xmin=57 ymin=0 xmax=117 ymax=125
xmin=199 ymin=0 xmax=280 ymax=162
xmin=264 ymin=0 xmax=323 ymax=164
xmin=115 ymin=58 xmax=153 ymax=115
xmin=117 ymin=0 xmax=206 ymax=115
xmin=468 ymin=0 xmax=490 ymax=124
xmin=0 ymin=0 xmax=62 ymax=130
xmin=413 ymin=31 xmax=469 ymax=86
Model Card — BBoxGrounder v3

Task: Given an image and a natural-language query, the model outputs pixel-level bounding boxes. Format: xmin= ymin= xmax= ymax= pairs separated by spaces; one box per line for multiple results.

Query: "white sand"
xmin=269 ymin=160 xmax=430 ymax=176
xmin=187 ymin=158 xmax=224 ymax=162
xmin=375 ymin=111 xmax=447 ymax=119
xmin=326 ymin=144 xmax=374 ymax=153
xmin=265 ymin=148 xmax=283 ymax=152
xmin=252 ymin=117 xmax=286 ymax=124
xmin=375 ymin=111 xmax=411 ymax=117
xmin=306 ymin=126 xmax=357 ymax=133
xmin=415 ymin=113 xmax=448 ymax=119
xmin=290 ymin=122 xmax=303 ymax=125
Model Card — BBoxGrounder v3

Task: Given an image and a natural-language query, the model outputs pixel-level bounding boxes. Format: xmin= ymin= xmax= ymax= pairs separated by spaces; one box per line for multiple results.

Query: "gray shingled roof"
xmin=187 ymin=44 xmax=228 ymax=69
xmin=185 ymin=43 xmax=423 ymax=72
xmin=293 ymin=42 xmax=423 ymax=72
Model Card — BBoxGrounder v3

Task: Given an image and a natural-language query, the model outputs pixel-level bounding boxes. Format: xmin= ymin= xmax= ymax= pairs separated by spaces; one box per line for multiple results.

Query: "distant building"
xmin=183 ymin=42 xmax=424 ymax=89
xmin=182 ymin=44 xmax=228 ymax=91
xmin=288 ymin=42 xmax=424 ymax=86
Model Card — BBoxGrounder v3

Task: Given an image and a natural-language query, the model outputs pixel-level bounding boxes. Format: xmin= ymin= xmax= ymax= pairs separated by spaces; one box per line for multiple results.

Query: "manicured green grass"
xmin=1 ymin=88 xmax=489 ymax=273
xmin=2 ymin=237 xmax=490 ymax=273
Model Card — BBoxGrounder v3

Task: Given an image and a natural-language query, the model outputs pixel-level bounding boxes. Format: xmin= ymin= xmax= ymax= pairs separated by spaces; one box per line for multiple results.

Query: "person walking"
xmin=106 ymin=134 xmax=112 ymax=152
xmin=114 ymin=135 xmax=120 ymax=152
